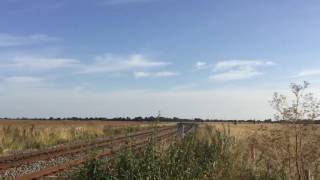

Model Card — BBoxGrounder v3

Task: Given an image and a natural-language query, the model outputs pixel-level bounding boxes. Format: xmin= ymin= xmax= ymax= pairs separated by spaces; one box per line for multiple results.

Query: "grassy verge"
xmin=70 ymin=125 xmax=286 ymax=180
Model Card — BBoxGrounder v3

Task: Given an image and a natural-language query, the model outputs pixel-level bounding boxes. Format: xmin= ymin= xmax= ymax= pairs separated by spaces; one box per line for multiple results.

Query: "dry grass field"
xmin=0 ymin=120 xmax=168 ymax=155
xmin=73 ymin=123 xmax=293 ymax=180
xmin=2 ymin=121 xmax=320 ymax=179
xmin=209 ymin=123 xmax=320 ymax=180
xmin=211 ymin=123 xmax=293 ymax=140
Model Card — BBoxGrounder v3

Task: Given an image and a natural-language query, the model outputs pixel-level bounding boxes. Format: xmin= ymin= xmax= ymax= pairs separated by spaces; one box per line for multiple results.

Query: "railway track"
xmin=0 ymin=124 xmax=198 ymax=180
xmin=19 ymin=128 xmax=180 ymax=180
xmin=0 ymin=125 xmax=175 ymax=172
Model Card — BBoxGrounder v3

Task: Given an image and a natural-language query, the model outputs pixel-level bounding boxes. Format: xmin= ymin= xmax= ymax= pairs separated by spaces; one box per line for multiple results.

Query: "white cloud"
xmin=295 ymin=69 xmax=320 ymax=78
xmin=4 ymin=56 xmax=80 ymax=71
xmin=134 ymin=71 xmax=151 ymax=78
xmin=81 ymin=54 xmax=168 ymax=74
xmin=210 ymin=60 xmax=274 ymax=82
xmin=209 ymin=68 xmax=262 ymax=81
xmin=103 ymin=0 xmax=157 ymax=5
xmin=0 ymin=54 xmax=164 ymax=73
xmin=0 ymin=33 xmax=60 ymax=47
xmin=214 ymin=60 xmax=274 ymax=72
xmin=194 ymin=61 xmax=209 ymax=70
xmin=134 ymin=71 xmax=179 ymax=78
xmin=0 ymin=53 xmax=173 ymax=80
xmin=154 ymin=71 xmax=179 ymax=77
xmin=4 ymin=76 xmax=44 ymax=84
xmin=0 ymin=76 xmax=49 ymax=89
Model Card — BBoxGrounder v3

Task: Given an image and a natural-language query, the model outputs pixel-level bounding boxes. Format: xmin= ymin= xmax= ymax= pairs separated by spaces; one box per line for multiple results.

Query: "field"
xmin=211 ymin=123 xmax=320 ymax=180
xmin=1 ymin=121 xmax=320 ymax=180
xmin=71 ymin=122 xmax=320 ymax=180
xmin=0 ymin=121 xmax=179 ymax=179
xmin=70 ymin=123 xmax=290 ymax=180
xmin=0 ymin=120 xmax=165 ymax=155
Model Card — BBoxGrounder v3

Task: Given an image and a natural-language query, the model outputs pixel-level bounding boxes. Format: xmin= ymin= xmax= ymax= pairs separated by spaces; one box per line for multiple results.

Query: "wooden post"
xmin=304 ymin=169 xmax=310 ymax=180
xmin=177 ymin=123 xmax=186 ymax=139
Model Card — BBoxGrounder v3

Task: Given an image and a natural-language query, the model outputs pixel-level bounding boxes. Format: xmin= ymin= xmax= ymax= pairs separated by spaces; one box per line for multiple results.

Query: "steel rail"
xmin=17 ymin=129 xmax=178 ymax=180
xmin=0 ymin=126 xmax=176 ymax=171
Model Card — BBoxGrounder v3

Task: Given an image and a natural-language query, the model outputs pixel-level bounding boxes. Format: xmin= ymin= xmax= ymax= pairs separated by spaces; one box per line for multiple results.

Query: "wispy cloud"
xmin=0 ymin=56 xmax=80 ymax=71
xmin=194 ymin=61 xmax=210 ymax=70
xmin=134 ymin=71 xmax=150 ymax=78
xmin=0 ymin=76 xmax=48 ymax=88
xmin=134 ymin=71 xmax=179 ymax=78
xmin=294 ymin=69 xmax=320 ymax=78
xmin=103 ymin=0 xmax=157 ymax=5
xmin=209 ymin=68 xmax=262 ymax=81
xmin=4 ymin=76 xmax=44 ymax=84
xmin=0 ymin=33 xmax=60 ymax=47
xmin=210 ymin=60 xmax=274 ymax=82
xmin=81 ymin=53 xmax=168 ymax=74
xmin=0 ymin=53 xmax=173 ymax=81
xmin=154 ymin=71 xmax=179 ymax=77
xmin=213 ymin=60 xmax=274 ymax=72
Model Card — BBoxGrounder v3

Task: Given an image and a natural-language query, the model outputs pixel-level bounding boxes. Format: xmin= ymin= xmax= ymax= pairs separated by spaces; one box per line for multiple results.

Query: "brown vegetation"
xmin=0 ymin=120 xmax=165 ymax=155
xmin=212 ymin=123 xmax=320 ymax=180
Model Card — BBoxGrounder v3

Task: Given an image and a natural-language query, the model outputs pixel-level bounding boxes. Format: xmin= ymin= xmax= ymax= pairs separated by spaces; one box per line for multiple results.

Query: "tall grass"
xmin=71 ymin=125 xmax=286 ymax=180
xmin=0 ymin=122 xmax=149 ymax=155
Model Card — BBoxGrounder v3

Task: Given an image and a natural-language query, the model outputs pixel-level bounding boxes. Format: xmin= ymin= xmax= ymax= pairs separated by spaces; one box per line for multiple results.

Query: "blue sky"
xmin=1 ymin=0 xmax=320 ymax=119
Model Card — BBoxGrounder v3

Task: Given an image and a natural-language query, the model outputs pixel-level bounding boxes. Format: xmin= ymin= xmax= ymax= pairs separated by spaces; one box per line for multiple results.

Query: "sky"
xmin=1 ymin=0 xmax=320 ymax=119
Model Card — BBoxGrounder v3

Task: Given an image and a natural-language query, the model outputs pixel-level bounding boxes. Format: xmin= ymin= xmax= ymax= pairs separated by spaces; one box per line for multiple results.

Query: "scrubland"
xmin=2 ymin=121 xmax=319 ymax=179
xmin=72 ymin=124 xmax=288 ymax=180
xmin=0 ymin=120 xmax=157 ymax=155
xmin=72 ymin=123 xmax=320 ymax=180
xmin=212 ymin=123 xmax=320 ymax=180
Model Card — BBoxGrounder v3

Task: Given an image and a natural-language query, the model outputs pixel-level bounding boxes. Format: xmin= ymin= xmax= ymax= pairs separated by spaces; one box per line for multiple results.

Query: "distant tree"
xmin=270 ymin=81 xmax=320 ymax=121
xmin=264 ymin=119 xmax=272 ymax=123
